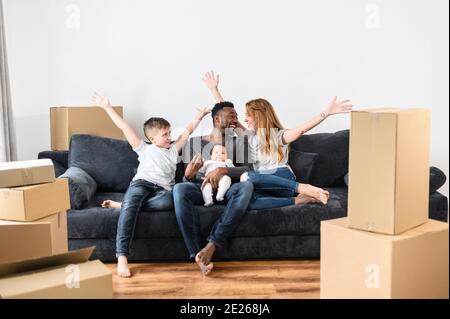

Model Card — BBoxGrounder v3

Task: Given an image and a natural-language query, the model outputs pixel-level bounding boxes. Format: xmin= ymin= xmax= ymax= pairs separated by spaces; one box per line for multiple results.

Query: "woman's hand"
xmin=324 ymin=96 xmax=354 ymax=116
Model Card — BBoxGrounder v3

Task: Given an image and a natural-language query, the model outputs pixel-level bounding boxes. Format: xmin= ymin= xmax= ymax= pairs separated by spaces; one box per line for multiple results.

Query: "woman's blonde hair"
xmin=245 ymin=98 xmax=285 ymax=162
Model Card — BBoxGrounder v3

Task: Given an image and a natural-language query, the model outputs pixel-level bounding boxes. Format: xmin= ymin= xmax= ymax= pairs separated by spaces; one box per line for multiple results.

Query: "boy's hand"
xmin=324 ymin=96 xmax=354 ymax=116
xmin=195 ymin=106 xmax=212 ymax=120
xmin=202 ymin=71 xmax=219 ymax=90
xmin=90 ymin=93 xmax=111 ymax=108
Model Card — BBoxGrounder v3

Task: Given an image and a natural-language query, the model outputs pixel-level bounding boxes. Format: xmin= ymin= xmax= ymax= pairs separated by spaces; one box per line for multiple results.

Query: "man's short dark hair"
xmin=211 ymin=101 xmax=234 ymax=118
xmin=143 ymin=117 xmax=171 ymax=137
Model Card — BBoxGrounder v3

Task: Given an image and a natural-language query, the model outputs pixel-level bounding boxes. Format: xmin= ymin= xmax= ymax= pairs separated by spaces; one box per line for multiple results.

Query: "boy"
xmin=90 ymin=93 xmax=211 ymax=277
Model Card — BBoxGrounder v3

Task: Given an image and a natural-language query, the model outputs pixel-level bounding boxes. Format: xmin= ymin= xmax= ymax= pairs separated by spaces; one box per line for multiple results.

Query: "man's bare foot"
xmin=101 ymin=200 xmax=122 ymax=208
xmin=195 ymin=242 xmax=216 ymax=275
xmin=117 ymin=255 xmax=131 ymax=278
xmin=294 ymin=194 xmax=321 ymax=205
xmin=297 ymin=183 xmax=329 ymax=204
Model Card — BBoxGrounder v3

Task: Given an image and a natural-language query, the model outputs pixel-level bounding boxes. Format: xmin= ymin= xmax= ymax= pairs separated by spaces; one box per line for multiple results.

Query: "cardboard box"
xmin=0 ymin=222 xmax=53 ymax=263
xmin=320 ymin=218 xmax=449 ymax=299
xmin=0 ymin=178 xmax=70 ymax=221
xmin=0 ymin=211 xmax=68 ymax=256
xmin=0 ymin=159 xmax=55 ymax=188
xmin=348 ymin=108 xmax=430 ymax=234
xmin=0 ymin=247 xmax=113 ymax=298
xmin=50 ymin=106 xmax=124 ymax=150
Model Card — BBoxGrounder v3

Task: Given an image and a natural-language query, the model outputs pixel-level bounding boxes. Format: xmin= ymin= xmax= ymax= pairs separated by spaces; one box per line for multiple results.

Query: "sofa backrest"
xmin=68 ymin=134 xmax=185 ymax=193
xmin=289 ymin=129 xmax=349 ymax=187
xmin=69 ymin=134 xmax=139 ymax=192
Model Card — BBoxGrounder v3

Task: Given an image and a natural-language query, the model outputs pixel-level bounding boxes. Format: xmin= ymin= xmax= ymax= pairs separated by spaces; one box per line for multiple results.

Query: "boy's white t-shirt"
xmin=132 ymin=142 xmax=178 ymax=191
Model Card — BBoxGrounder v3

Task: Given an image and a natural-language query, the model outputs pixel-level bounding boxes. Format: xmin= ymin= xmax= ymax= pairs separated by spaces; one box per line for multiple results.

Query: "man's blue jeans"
xmin=116 ymin=179 xmax=172 ymax=257
xmin=173 ymin=181 xmax=254 ymax=259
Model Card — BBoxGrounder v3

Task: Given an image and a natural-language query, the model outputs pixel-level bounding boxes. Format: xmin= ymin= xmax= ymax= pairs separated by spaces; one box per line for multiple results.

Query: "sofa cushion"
xmin=290 ymin=130 xmax=349 ymax=187
xmin=69 ymin=134 xmax=139 ymax=192
xmin=60 ymin=167 xmax=97 ymax=209
xmin=344 ymin=166 xmax=447 ymax=194
xmin=288 ymin=150 xmax=318 ymax=183
xmin=67 ymin=191 xmax=345 ymax=239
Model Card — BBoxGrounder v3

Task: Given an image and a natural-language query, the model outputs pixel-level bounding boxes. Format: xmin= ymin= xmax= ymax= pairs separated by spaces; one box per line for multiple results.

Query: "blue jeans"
xmin=247 ymin=167 xmax=299 ymax=210
xmin=116 ymin=179 xmax=171 ymax=257
xmin=142 ymin=189 xmax=173 ymax=211
xmin=173 ymin=181 xmax=254 ymax=258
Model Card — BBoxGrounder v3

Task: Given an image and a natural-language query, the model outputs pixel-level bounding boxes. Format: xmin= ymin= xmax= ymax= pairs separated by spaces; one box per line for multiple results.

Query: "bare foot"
xmin=101 ymin=200 xmax=122 ymax=208
xmin=294 ymin=194 xmax=321 ymax=205
xmin=195 ymin=242 xmax=216 ymax=275
xmin=297 ymin=184 xmax=329 ymax=205
xmin=117 ymin=256 xmax=131 ymax=278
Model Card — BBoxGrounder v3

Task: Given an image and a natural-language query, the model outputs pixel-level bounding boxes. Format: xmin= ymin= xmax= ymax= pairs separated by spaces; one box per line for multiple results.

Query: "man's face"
xmin=214 ymin=107 xmax=238 ymax=134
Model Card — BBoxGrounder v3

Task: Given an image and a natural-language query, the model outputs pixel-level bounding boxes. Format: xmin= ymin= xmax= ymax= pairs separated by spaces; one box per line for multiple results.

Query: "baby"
xmin=199 ymin=144 xmax=234 ymax=206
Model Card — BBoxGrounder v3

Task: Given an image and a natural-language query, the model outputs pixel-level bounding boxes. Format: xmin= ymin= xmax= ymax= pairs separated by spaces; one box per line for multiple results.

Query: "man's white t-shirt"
xmin=132 ymin=142 xmax=179 ymax=191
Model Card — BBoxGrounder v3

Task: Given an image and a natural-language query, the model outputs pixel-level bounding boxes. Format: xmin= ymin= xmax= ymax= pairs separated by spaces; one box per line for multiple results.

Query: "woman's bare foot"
xmin=294 ymin=194 xmax=321 ymax=205
xmin=101 ymin=200 xmax=122 ymax=208
xmin=297 ymin=183 xmax=329 ymax=204
xmin=195 ymin=242 xmax=216 ymax=275
xmin=117 ymin=255 xmax=131 ymax=278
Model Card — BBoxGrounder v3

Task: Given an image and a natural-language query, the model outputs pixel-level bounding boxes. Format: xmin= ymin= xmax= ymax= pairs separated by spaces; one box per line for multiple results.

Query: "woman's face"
xmin=245 ymin=111 xmax=256 ymax=130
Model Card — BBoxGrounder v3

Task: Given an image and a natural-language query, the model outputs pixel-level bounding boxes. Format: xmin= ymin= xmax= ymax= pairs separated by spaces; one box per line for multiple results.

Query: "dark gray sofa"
xmin=38 ymin=130 xmax=449 ymax=262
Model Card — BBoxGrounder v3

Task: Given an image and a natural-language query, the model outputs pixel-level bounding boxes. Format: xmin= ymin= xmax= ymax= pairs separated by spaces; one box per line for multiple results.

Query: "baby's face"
xmin=211 ymin=145 xmax=227 ymax=162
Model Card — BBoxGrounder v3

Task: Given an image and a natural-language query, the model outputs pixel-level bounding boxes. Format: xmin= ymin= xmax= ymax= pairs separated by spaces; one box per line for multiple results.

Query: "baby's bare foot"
xmin=117 ymin=256 xmax=131 ymax=278
xmin=298 ymin=184 xmax=329 ymax=205
xmin=101 ymin=200 xmax=122 ymax=208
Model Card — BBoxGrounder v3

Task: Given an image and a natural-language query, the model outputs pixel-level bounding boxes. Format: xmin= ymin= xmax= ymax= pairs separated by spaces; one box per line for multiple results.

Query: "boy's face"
xmin=148 ymin=126 xmax=172 ymax=148
xmin=211 ymin=145 xmax=227 ymax=162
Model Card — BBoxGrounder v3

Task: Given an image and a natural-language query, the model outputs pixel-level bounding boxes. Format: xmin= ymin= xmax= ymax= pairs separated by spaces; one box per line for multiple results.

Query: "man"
xmin=174 ymin=101 xmax=254 ymax=275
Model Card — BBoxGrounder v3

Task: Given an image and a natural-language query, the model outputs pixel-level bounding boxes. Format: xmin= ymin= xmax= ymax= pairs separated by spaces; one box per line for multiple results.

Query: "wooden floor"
xmin=106 ymin=260 xmax=320 ymax=299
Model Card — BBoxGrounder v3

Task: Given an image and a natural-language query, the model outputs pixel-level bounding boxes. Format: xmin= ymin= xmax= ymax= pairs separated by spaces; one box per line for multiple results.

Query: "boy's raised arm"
xmin=175 ymin=107 xmax=211 ymax=153
xmin=90 ymin=93 xmax=143 ymax=150
xmin=282 ymin=96 xmax=354 ymax=144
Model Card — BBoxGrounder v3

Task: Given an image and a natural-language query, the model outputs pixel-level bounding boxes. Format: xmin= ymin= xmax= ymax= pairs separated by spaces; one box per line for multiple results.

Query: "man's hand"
xmin=202 ymin=70 xmax=219 ymax=90
xmin=201 ymin=167 xmax=228 ymax=190
xmin=184 ymin=154 xmax=203 ymax=181
xmin=90 ymin=93 xmax=111 ymax=109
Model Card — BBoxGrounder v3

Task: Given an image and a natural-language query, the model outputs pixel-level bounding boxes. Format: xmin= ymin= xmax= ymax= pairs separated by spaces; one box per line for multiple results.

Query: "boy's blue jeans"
xmin=116 ymin=179 xmax=172 ymax=257
xmin=247 ymin=167 xmax=300 ymax=210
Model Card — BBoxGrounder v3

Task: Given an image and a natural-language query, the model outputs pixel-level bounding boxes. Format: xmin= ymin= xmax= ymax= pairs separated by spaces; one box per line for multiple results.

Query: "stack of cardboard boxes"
xmin=321 ymin=108 xmax=449 ymax=299
xmin=0 ymin=159 xmax=113 ymax=298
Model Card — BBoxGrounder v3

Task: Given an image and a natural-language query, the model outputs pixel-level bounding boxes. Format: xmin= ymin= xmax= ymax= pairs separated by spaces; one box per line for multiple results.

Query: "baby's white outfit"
xmin=199 ymin=159 xmax=234 ymax=206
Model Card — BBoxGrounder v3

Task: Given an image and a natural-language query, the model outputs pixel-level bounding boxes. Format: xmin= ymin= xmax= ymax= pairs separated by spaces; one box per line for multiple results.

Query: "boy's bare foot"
xmin=294 ymin=194 xmax=321 ymax=205
xmin=195 ymin=242 xmax=216 ymax=275
xmin=297 ymin=184 xmax=329 ymax=205
xmin=101 ymin=200 xmax=122 ymax=208
xmin=117 ymin=255 xmax=131 ymax=278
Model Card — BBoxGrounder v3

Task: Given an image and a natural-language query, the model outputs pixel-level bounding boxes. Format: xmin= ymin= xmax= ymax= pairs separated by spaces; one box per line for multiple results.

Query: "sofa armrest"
xmin=38 ymin=150 xmax=69 ymax=177
xmin=59 ymin=167 xmax=97 ymax=209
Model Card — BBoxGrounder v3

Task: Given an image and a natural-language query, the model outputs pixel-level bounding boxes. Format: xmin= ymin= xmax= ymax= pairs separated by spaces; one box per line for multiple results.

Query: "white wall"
xmin=3 ymin=0 xmax=449 ymax=198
